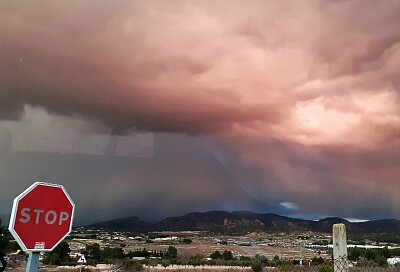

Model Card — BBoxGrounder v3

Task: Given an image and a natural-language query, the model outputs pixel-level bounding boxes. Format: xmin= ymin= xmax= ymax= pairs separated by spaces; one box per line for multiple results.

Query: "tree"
xmin=382 ymin=246 xmax=391 ymax=259
xmin=239 ymin=256 xmax=252 ymax=267
xmin=348 ymin=246 xmax=361 ymax=261
xmin=100 ymin=247 xmax=124 ymax=262
xmin=181 ymin=238 xmax=192 ymax=244
xmin=166 ymin=246 xmax=177 ymax=259
xmin=43 ymin=253 xmax=61 ymax=265
xmin=375 ymin=255 xmax=388 ymax=267
xmin=0 ymin=236 xmax=8 ymax=270
xmin=121 ymin=259 xmax=144 ymax=271
xmin=222 ymin=250 xmax=233 ymax=261
xmin=43 ymin=241 xmax=71 ymax=265
xmin=0 ymin=219 xmax=9 ymax=254
xmin=210 ymin=251 xmax=222 ymax=259
xmin=311 ymin=256 xmax=324 ymax=265
xmin=4 ymin=241 xmax=20 ymax=253
xmin=251 ymin=261 xmax=263 ymax=272
xmin=0 ymin=220 xmax=7 ymax=272
xmin=255 ymin=254 xmax=269 ymax=265
xmin=0 ymin=237 xmax=8 ymax=255
xmin=365 ymin=249 xmax=377 ymax=260
xmin=86 ymin=243 xmax=101 ymax=260
xmin=53 ymin=241 xmax=71 ymax=262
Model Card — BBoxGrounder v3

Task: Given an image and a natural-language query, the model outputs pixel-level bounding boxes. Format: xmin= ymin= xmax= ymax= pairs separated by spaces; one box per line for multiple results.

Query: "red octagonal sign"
xmin=9 ymin=182 xmax=75 ymax=252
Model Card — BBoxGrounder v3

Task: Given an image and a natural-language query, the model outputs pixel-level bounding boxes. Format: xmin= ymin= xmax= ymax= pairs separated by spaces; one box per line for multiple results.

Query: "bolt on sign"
xmin=8 ymin=182 xmax=75 ymax=252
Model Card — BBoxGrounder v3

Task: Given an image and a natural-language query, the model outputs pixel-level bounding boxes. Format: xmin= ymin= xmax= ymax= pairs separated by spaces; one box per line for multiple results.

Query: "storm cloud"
xmin=1 ymin=0 xmax=399 ymax=144
xmin=1 ymin=0 xmax=400 ymax=222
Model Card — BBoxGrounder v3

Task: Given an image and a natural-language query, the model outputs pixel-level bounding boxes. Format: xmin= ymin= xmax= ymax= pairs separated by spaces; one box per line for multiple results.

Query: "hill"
xmin=87 ymin=210 xmax=400 ymax=238
xmin=87 ymin=216 xmax=156 ymax=232
xmin=157 ymin=211 xmax=311 ymax=232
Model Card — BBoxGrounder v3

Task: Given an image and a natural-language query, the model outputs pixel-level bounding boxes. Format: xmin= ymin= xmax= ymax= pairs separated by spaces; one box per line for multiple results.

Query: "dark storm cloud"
xmin=0 ymin=0 xmax=271 ymax=134
xmin=1 ymin=0 xmax=399 ymax=144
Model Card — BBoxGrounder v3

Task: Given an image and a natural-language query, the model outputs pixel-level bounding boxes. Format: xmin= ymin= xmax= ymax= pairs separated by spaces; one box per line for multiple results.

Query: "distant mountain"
xmin=356 ymin=219 xmax=400 ymax=233
xmin=313 ymin=217 xmax=354 ymax=233
xmin=86 ymin=211 xmax=400 ymax=237
xmin=157 ymin=211 xmax=311 ymax=232
xmin=87 ymin=216 xmax=156 ymax=232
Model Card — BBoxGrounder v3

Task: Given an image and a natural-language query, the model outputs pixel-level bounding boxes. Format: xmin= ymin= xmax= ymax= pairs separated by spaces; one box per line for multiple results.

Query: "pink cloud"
xmin=0 ymin=0 xmax=399 ymax=147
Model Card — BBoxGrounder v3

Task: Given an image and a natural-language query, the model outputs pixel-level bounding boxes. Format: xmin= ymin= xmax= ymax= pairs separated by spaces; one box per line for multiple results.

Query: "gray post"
xmin=26 ymin=252 xmax=40 ymax=272
xmin=333 ymin=223 xmax=348 ymax=272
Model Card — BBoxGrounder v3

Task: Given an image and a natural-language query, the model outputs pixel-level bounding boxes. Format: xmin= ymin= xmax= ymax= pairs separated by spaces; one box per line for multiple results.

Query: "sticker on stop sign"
xmin=9 ymin=182 xmax=75 ymax=252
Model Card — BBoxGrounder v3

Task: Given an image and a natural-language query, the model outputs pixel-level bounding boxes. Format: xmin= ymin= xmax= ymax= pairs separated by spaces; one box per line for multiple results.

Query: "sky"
xmin=0 ymin=0 xmax=400 ymax=225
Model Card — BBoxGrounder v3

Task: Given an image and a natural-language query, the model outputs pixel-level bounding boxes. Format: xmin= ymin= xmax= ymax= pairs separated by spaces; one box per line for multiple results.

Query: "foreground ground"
xmin=8 ymin=264 xmax=252 ymax=272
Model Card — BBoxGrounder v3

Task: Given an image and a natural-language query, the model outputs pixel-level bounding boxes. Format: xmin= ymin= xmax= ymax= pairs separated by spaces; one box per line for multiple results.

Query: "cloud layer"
xmin=1 ymin=0 xmax=399 ymax=146
xmin=1 ymin=0 xmax=400 ymax=222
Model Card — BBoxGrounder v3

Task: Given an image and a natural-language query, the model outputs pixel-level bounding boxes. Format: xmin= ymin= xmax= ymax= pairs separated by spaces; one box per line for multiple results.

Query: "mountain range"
xmin=87 ymin=211 xmax=400 ymax=237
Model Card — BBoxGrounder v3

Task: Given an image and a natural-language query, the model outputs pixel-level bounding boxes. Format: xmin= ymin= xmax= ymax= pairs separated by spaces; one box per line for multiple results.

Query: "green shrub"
xmin=251 ymin=261 xmax=263 ymax=272
xmin=319 ymin=265 xmax=334 ymax=272
xmin=121 ymin=259 xmax=144 ymax=271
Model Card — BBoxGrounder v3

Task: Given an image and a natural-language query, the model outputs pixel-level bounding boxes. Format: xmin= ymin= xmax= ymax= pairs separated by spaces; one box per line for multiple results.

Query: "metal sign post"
xmin=26 ymin=252 xmax=40 ymax=272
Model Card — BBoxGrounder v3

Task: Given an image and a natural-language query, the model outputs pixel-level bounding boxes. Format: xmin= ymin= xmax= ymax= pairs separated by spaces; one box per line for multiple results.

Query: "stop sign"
xmin=8 ymin=182 xmax=75 ymax=252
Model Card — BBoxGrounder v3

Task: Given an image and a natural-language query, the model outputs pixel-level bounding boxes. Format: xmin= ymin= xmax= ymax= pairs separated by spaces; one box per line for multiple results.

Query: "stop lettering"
xmin=18 ymin=208 xmax=70 ymax=225
xmin=9 ymin=182 xmax=75 ymax=252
